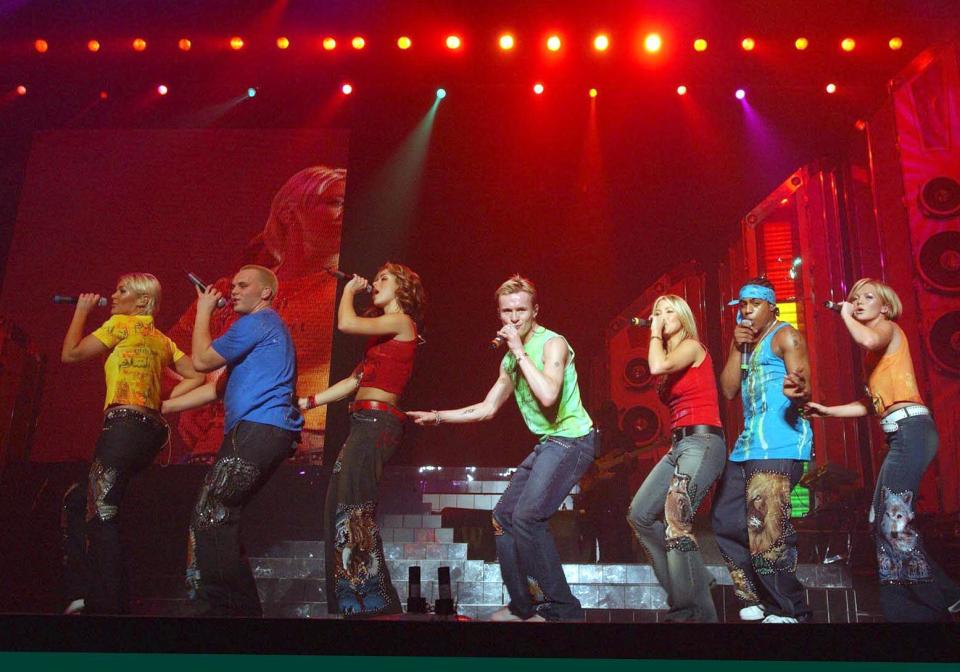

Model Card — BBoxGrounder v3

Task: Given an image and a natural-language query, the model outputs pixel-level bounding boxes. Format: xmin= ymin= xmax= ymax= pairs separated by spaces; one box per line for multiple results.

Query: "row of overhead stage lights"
xmin=11 ymin=82 xmax=842 ymax=99
xmin=28 ymin=34 xmax=906 ymax=54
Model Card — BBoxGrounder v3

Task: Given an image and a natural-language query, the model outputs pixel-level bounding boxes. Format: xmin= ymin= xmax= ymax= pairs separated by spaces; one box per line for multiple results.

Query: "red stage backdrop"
xmin=0 ymin=129 xmax=349 ymax=464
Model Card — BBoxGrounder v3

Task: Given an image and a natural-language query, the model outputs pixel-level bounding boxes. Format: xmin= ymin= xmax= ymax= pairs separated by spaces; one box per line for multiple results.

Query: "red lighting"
xmin=841 ymin=38 xmax=856 ymax=52
xmin=644 ymin=33 xmax=662 ymax=53
xmin=87 ymin=40 xmax=101 ymax=53
xmin=547 ymin=35 xmax=561 ymax=51
xmin=446 ymin=35 xmax=461 ymax=50
xmin=533 ymin=82 xmax=544 ymax=95
xmin=397 ymin=36 xmax=412 ymax=50
xmin=693 ymin=38 xmax=707 ymax=52
xmin=589 ymin=87 xmax=598 ymax=98
xmin=99 ymin=90 xmax=109 ymax=100
xmin=351 ymin=36 xmax=365 ymax=50
xmin=157 ymin=84 xmax=169 ymax=95
xmin=132 ymin=38 xmax=147 ymax=52
xmin=677 ymin=85 xmax=687 ymax=96
xmin=795 ymin=37 xmax=809 ymax=50
xmin=34 ymin=39 xmax=49 ymax=53
xmin=322 ymin=37 xmax=336 ymax=51
xmin=826 ymin=83 xmax=837 ymax=94
xmin=230 ymin=36 xmax=245 ymax=50
xmin=854 ymin=119 xmax=867 ymax=131
xmin=741 ymin=37 xmax=756 ymax=51
xmin=593 ymin=34 xmax=609 ymax=51
xmin=16 ymin=85 xmax=27 ymax=96
xmin=498 ymin=34 xmax=515 ymax=50
xmin=276 ymin=37 xmax=290 ymax=49
xmin=341 ymin=83 xmax=353 ymax=95
xmin=178 ymin=38 xmax=192 ymax=51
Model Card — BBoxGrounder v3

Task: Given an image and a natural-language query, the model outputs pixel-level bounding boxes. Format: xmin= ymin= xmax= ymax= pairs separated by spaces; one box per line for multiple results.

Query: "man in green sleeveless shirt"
xmin=409 ymin=275 xmax=596 ymax=621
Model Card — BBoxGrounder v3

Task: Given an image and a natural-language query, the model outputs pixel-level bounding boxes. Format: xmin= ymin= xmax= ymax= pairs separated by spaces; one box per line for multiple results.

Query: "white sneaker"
xmin=489 ymin=606 xmax=523 ymax=622
xmin=762 ymin=614 xmax=799 ymax=623
xmin=64 ymin=598 xmax=85 ymax=615
xmin=947 ymin=597 xmax=960 ymax=614
xmin=739 ymin=605 xmax=765 ymax=621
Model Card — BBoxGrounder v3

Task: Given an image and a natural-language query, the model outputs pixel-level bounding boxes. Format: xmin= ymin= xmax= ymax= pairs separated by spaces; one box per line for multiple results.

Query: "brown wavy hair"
xmin=377 ymin=262 xmax=426 ymax=327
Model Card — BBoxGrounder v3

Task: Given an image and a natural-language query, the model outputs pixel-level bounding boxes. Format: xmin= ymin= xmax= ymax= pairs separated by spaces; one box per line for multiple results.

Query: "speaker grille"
xmin=621 ymin=405 xmax=661 ymax=447
xmin=918 ymin=176 xmax=960 ymax=219
xmin=918 ymin=230 xmax=960 ymax=292
xmin=927 ymin=310 xmax=960 ymax=375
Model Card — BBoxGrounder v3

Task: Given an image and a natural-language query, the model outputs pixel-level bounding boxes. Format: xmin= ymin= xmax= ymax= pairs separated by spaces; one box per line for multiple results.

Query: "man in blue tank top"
xmin=408 ymin=275 xmax=596 ymax=621
xmin=712 ymin=277 xmax=813 ymax=623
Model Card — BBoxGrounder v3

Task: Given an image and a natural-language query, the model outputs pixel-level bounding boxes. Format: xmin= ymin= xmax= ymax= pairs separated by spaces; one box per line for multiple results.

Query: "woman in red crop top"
xmin=299 ymin=261 xmax=425 ymax=616
xmin=625 ymin=294 xmax=726 ymax=622
xmin=806 ymin=279 xmax=959 ymax=621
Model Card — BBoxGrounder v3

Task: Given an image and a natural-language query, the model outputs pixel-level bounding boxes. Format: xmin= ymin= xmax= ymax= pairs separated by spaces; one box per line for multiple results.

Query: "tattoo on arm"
xmin=464 ymin=409 xmax=475 ymax=415
xmin=791 ymin=335 xmax=800 ymax=349
xmin=552 ymin=360 xmax=563 ymax=369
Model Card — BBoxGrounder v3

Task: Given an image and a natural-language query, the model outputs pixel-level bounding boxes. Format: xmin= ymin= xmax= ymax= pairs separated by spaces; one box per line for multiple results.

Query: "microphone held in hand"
xmin=53 ymin=295 xmax=107 ymax=306
xmin=739 ymin=318 xmax=753 ymax=373
xmin=823 ymin=300 xmax=843 ymax=313
xmin=186 ymin=272 xmax=227 ymax=308
xmin=489 ymin=335 xmax=506 ymax=350
xmin=325 ymin=268 xmax=373 ymax=294
xmin=630 ymin=316 xmax=652 ymax=328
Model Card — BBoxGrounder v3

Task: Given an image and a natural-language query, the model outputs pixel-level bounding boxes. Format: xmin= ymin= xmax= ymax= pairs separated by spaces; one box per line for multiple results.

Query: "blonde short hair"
xmin=239 ymin=264 xmax=279 ymax=299
xmin=847 ymin=278 xmax=902 ymax=321
xmin=118 ymin=273 xmax=161 ymax=315
xmin=495 ymin=275 xmax=537 ymax=305
xmin=652 ymin=294 xmax=699 ymax=345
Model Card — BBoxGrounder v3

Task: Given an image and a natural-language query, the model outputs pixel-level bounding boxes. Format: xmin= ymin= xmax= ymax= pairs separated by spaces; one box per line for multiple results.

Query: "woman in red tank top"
xmin=299 ymin=262 xmax=425 ymax=616
xmin=625 ymin=294 xmax=727 ymax=622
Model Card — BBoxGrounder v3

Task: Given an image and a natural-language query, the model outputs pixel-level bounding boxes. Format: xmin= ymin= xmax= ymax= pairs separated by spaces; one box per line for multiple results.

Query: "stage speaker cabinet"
xmin=890 ymin=43 xmax=960 ymax=511
xmin=0 ymin=318 xmax=46 ymax=468
xmin=605 ymin=262 xmax=707 ymax=456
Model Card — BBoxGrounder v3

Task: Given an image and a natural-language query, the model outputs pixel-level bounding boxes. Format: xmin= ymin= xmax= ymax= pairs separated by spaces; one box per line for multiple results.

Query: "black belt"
xmin=672 ymin=424 xmax=724 ymax=442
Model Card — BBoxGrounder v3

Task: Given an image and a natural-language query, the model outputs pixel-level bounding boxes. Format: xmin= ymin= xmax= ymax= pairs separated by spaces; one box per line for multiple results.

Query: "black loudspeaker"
xmin=918 ymin=176 xmax=960 ymax=219
xmin=407 ymin=565 xmax=427 ymax=614
xmin=434 ymin=566 xmax=455 ymax=616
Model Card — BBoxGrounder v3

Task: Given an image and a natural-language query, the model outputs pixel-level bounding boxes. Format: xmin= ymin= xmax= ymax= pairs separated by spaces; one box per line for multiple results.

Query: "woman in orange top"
xmin=61 ymin=273 xmax=203 ymax=614
xmin=806 ymin=278 xmax=959 ymax=621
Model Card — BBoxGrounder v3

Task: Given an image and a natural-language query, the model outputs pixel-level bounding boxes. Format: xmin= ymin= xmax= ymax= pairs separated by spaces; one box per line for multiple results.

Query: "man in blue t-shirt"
xmin=186 ymin=264 xmax=302 ymax=617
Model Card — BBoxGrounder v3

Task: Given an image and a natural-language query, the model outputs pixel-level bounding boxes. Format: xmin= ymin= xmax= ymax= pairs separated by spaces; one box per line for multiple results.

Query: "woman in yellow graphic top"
xmin=61 ymin=272 xmax=203 ymax=614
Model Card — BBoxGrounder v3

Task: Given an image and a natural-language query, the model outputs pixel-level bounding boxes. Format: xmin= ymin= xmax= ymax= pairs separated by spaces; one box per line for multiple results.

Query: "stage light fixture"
xmin=99 ymin=90 xmax=108 ymax=100
xmin=644 ymin=33 xmax=662 ymax=53
xmin=826 ymin=83 xmax=837 ymax=94
xmin=795 ymin=37 xmax=809 ymax=50
xmin=87 ymin=40 xmax=100 ymax=52
xmin=593 ymin=34 xmax=609 ymax=51
xmin=741 ymin=37 xmax=755 ymax=51
xmin=547 ymin=35 xmax=561 ymax=51
xmin=133 ymin=38 xmax=147 ymax=52
xmin=178 ymin=38 xmax=192 ymax=51
xmin=34 ymin=39 xmax=49 ymax=53
xmin=157 ymin=84 xmax=169 ymax=95
xmin=693 ymin=38 xmax=707 ymax=52
xmin=341 ymin=83 xmax=353 ymax=95
xmin=677 ymin=85 xmax=687 ymax=95
xmin=499 ymin=34 xmax=515 ymax=50
xmin=436 ymin=88 xmax=447 ymax=99
xmin=16 ymin=85 xmax=27 ymax=96
xmin=841 ymin=38 xmax=856 ymax=52
xmin=854 ymin=119 xmax=866 ymax=131
xmin=446 ymin=35 xmax=462 ymax=50
xmin=276 ymin=37 xmax=289 ymax=49
xmin=735 ymin=88 xmax=746 ymax=100
xmin=247 ymin=87 xmax=257 ymax=98
xmin=397 ymin=36 xmax=412 ymax=50
xmin=589 ymin=87 xmax=598 ymax=98
xmin=533 ymin=82 xmax=544 ymax=95
xmin=352 ymin=36 xmax=365 ymax=50
xmin=888 ymin=37 xmax=903 ymax=50
xmin=323 ymin=37 xmax=336 ymax=51
xmin=230 ymin=36 xmax=244 ymax=50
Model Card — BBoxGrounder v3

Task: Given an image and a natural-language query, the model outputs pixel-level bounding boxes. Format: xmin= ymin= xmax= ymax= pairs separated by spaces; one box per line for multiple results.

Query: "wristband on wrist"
xmin=650 ymin=336 xmax=663 ymax=340
xmin=433 ymin=410 xmax=441 ymax=425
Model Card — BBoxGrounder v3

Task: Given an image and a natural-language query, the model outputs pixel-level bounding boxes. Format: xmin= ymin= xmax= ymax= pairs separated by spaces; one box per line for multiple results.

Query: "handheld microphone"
xmin=325 ymin=268 xmax=373 ymax=294
xmin=489 ymin=335 xmax=506 ymax=350
xmin=739 ymin=318 xmax=753 ymax=373
xmin=186 ymin=272 xmax=227 ymax=308
xmin=823 ymin=300 xmax=843 ymax=313
xmin=53 ymin=295 xmax=107 ymax=307
xmin=630 ymin=316 xmax=651 ymax=328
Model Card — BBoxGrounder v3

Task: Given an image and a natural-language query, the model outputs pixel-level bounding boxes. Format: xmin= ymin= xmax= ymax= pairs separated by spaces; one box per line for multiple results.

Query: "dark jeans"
xmin=873 ymin=413 xmax=959 ymax=622
xmin=85 ymin=408 xmax=169 ymax=614
xmin=493 ymin=430 xmax=596 ymax=621
xmin=324 ymin=409 xmax=404 ymax=616
xmin=711 ymin=457 xmax=810 ymax=620
xmin=190 ymin=420 xmax=298 ymax=617
xmin=627 ymin=431 xmax=726 ymax=622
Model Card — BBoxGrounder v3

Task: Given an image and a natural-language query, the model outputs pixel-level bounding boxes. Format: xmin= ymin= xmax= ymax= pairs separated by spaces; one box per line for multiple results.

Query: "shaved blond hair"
xmin=239 ymin=264 xmax=279 ymax=299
